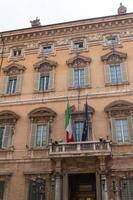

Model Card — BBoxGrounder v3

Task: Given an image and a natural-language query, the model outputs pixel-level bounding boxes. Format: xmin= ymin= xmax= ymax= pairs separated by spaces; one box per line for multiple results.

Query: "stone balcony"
xmin=49 ymin=140 xmax=111 ymax=158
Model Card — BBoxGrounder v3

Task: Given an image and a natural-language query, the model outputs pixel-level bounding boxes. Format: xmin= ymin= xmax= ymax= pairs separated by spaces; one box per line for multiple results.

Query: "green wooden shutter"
xmin=121 ymin=62 xmax=128 ymax=83
xmin=128 ymin=116 xmax=133 ymax=143
xmin=1 ymin=76 xmax=9 ymax=95
xmin=68 ymin=68 xmax=74 ymax=87
xmin=33 ymin=72 xmax=40 ymax=92
xmin=104 ymin=65 xmax=111 ymax=84
xmin=48 ymin=70 xmax=54 ymax=90
xmin=110 ymin=118 xmax=116 ymax=143
xmin=2 ymin=125 xmax=12 ymax=148
xmin=46 ymin=123 xmax=50 ymax=146
xmin=30 ymin=123 xmax=37 ymax=148
xmin=16 ymin=74 xmax=23 ymax=93
xmin=84 ymin=66 xmax=91 ymax=87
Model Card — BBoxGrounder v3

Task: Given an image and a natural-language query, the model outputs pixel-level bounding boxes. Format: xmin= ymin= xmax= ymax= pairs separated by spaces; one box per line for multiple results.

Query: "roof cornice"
xmin=0 ymin=13 xmax=133 ymax=43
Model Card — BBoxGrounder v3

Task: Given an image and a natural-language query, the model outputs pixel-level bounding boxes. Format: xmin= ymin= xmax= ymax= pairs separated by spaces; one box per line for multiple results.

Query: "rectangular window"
xmin=28 ymin=179 xmax=45 ymax=200
xmin=0 ymin=181 xmax=5 ymax=200
xmin=115 ymin=119 xmax=130 ymax=143
xmin=74 ymin=68 xmax=85 ymax=87
xmin=42 ymin=45 xmax=53 ymax=54
xmin=12 ymin=48 xmax=22 ymax=57
xmin=0 ymin=127 xmax=5 ymax=148
xmin=105 ymin=36 xmax=118 ymax=46
xmin=74 ymin=121 xmax=84 ymax=141
xmin=39 ymin=75 xmax=49 ymax=91
xmin=110 ymin=64 xmax=122 ymax=84
xmin=7 ymin=77 xmax=17 ymax=94
xmin=73 ymin=41 xmax=84 ymax=50
xmin=36 ymin=124 xmax=48 ymax=147
xmin=121 ymin=178 xmax=133 ymax=200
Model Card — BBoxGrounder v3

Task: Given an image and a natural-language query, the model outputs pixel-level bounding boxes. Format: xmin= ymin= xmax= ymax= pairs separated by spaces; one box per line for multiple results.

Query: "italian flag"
xmin=65 ymin=103 xmax=74 ymax=142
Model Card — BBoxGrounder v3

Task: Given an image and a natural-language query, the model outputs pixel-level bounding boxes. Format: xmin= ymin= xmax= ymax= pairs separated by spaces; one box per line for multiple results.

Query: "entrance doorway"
xmin=68 ymin=173 xmax=96 ymax=200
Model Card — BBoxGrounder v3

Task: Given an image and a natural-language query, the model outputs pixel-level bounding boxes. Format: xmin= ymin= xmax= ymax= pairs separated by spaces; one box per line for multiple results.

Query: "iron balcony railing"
xmin=49 ymin=140 xmax=111 ymax=157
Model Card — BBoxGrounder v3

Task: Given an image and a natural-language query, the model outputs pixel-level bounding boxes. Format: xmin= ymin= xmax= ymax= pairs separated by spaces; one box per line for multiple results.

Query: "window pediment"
xmin=3 ymin=63 xmax=26 ymax=75
xmin=104 ymin=100 xmax=133 ymax=117
xmin=34 ymin=59 xmax=57 ymax=72
xmin=101 ymin=51 xmax=127 ymax=64
xmin=28 ymin=107 xmax=56 ymax=122
xmin=0 ymin=110 xmax=19 ymax=123
xmin=66 ymin=55 xmax=91 ymax=67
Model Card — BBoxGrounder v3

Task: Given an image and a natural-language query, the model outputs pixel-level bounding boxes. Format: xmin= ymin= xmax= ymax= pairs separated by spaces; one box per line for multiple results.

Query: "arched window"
xmin=104 ymin=100 xmax=133 ymax=144
xmin=66 ymin=55 xmax=91 ymax=89
xmin=1 ymin=63 xmax=26 ymax=95
xmin=0 ymin=111 xmax=19 ymax=149
xmin=101 ymin=51 xmax=128 ymax=85
xmin=28 ymin=107 xmax=56 ymax=148
xmin=33 ymin=59 xmax=57 ymax=92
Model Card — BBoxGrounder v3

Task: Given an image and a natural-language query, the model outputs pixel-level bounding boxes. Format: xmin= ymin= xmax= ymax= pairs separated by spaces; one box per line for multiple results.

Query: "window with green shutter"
xmin=2 ymin=63 xmax=25 ymax=96
xmin=67 ymin=55 xmax=91 ymax=89
xmin=105 ymin=100 xmax=133 ymax=144
xmin=33 ymin=59 xmax=57 ymax=93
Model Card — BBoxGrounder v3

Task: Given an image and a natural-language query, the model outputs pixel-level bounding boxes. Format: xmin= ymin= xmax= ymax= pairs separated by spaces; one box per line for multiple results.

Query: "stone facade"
xmin=0 ymin=9 xmax=133 ymax=200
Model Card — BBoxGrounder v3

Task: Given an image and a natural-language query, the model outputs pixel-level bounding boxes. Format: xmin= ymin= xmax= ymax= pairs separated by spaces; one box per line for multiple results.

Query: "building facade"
xmin=0 ymin=4 xmax=133 ymax=200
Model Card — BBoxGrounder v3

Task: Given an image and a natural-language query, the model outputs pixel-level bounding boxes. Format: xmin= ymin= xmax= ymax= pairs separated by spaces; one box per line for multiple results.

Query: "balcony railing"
xmin=49 ymin=140 xmax=111 ymax=157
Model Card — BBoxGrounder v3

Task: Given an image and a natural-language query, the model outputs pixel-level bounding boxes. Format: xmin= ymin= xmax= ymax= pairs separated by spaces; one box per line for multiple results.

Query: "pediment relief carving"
xmin=0 ymin=110 xmax=19 ymax=124
xmin=101 ymin=50 xmax=127 ymax=64
xmin=28 ymin=107 xmax=56 ymax=122
xmin=3 ymin=63 xmax=26 ymax=75
xmin=34 ymin=59 xmax=57 ymax=72
xmin=66 ymin=55 xmax=91 ymax=67
xmin=104 ymin=100 xmax=133 ymax=117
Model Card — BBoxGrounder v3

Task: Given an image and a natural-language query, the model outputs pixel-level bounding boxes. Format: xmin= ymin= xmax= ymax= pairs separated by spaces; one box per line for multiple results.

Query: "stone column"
xmin=55 ymin=173 xmax=62 ymax=200
xmin=101 ymin=174 xmax=109 ymax=200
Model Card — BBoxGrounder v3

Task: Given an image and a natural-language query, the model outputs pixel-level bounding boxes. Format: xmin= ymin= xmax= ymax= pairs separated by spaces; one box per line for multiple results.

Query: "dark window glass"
xmin=110 ymin=64 xmax=122 ymax=84
xmin=74 ymin=68 xmax=85 ymax=87
xmin=39 ymin=75 xmax=49 ymax=91
xmin=7 ymin=78 xmax=17 ymax=94
xmin=73 ymin=41 xmax=84 ymax=49
xmin=0 ymin=181 xmax=5 ymax=200
xmin=121 ymin=178 xmax=133 ymax=200
xmin=42 ymin=46 xmax=52 ymax=53
xmin=0 ymin=127 xmax=4 ymax=148
xmin=74 ymin=121 xmax=84 ymax=141
xmin=28 ymin=179 xmax=45 ymax=200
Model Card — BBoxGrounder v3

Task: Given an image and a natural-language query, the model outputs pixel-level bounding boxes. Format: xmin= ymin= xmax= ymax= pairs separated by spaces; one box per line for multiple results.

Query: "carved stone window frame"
xmin=104 ymin=100 xmax=133 ymax=144
xmin=38 ymin=42 xmax=55 ymax=57
xmin=103 ymin=34 xmax=121 ymax=48
xmin=66 ymin=55 xmax=91 ymax=89
xmin=70 ymin=37 xmax=88 ymax=53
xmin=101 ymin=50 xmax=128 ymax=86
xmin=3 ymin=63 xmax=26 ymax=76
xmin=33 ymin=59 xmax=57 ymax=93
xmin=8 ymin=46 xmax=25 ymax=61
xmin=70 ymin=105 xmax=95 ymax=141
xmin=28 ymin=107 xmax=56 ymax=149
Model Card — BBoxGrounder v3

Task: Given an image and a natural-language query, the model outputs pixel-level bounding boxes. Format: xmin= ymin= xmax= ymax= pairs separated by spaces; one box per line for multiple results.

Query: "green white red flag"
xmin=65 ymin=103 xmax=74 ymax=142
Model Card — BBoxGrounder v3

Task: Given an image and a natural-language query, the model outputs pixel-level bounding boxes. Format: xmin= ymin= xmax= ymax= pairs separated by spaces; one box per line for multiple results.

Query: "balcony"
xmin=49 ymin=140 xmax=111 ymax=158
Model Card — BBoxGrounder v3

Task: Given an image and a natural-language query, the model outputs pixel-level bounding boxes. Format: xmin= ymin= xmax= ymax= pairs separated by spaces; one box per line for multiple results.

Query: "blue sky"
xmin=0 ymin=0 xmax=133 ymax=31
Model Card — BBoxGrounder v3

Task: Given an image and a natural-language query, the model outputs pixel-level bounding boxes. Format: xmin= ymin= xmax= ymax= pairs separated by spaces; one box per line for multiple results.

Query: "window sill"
xmin=102 ymin=44 xmax=123 ymax=50
xmin=8 ymin=55 xmax=25 ymax=62
xmin=105 ymin=82 xmax=129 ymax=87
xmin=112 ymin=142 xmax=133 ymax=146
xmin=68 ymin=86 xmax=91 ymax=90
xmin=33 ymin=89 xmax=54 ymax=94
xmin=28 ymin=147 xmax=49 ymax=151
xmin=37 ymin=52 xmax=56 ymax=58
xmin=1 ymin=92 xmax=21 ymax=97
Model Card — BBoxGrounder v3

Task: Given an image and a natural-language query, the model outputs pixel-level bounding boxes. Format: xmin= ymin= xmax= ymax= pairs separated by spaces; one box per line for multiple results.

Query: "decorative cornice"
xmin=66 ymin=55 xmax=91 ymax=66
xmin=101 ymin=50 xmax=127 ymax=62
xmin=0 ymin=110 xmax=19 ymax=121
xmin=0 ymin=13 xmax=133 ymax=44
xmin=28 ymin=107 xmax=56 ymax=119
xmin=3 ymin=62 xmax=26 ymax=74
xmin=33 ymin=58 xmax=57 ymax=70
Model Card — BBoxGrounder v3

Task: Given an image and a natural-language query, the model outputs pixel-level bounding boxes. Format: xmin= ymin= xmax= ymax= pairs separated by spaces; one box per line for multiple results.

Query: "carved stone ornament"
xmin=66 ymin=55 xmax=91 ymax=68
xmin=104 ymin=100 xmax=133 ymax=117
xmin=101 ymin=50 xmax=127 ymax=64
xmin=2 ymin=63 xmax=26 ymax=75
xmin=34 ymin=58 xmax=57 ymax=72
xmin=0 ymin=110 xmax=19 ymax=124
xmin=30 ymin=17 xmax=41 ymax=27
xmin=28 ymin=107 xmax=56 ymax=122
xmin=118 ymin=3 xmax=127 ymax=15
